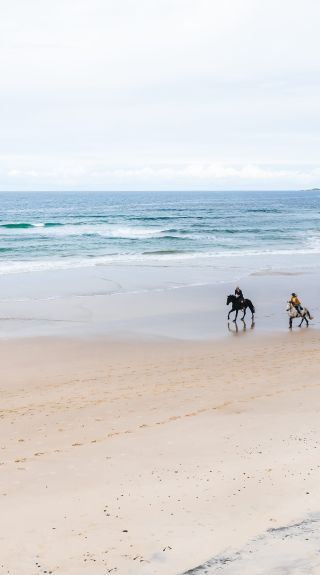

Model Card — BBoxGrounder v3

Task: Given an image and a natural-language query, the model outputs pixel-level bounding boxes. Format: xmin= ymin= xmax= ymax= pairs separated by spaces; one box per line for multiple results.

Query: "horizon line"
xmin=0 ymin=188 xmax=319 ymax=193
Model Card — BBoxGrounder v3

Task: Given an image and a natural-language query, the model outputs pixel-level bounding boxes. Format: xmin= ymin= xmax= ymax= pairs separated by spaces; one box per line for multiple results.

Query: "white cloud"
xmin=1 ymin=155 xmax=320 ymax=191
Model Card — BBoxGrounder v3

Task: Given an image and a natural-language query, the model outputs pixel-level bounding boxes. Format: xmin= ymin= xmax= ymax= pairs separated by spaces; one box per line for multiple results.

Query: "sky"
xmin=0 ymin=0 xmax=320 ymax=191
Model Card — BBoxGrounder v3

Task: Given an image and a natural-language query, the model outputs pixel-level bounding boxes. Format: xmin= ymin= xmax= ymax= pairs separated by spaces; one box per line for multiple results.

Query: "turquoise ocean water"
xmin=1 ymin=190 xmax=320 ymax=338
xmin=0 ymin=190 xmax=320 ymax=276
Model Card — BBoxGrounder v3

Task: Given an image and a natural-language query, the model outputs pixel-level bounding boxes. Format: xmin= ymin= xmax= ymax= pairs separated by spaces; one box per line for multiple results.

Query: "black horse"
xmin=226 ymin=294 xmax=255 ymax=321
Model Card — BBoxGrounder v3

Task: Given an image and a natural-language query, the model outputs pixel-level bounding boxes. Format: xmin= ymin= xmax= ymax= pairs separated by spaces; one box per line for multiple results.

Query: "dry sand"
xmin=1 ymin=330 xmax=320 ymax=574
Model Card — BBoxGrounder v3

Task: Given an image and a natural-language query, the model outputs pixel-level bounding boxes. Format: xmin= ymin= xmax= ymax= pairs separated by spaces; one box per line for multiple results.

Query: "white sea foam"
xmin=94 ymin=226 xmax=169 ymax=239
xmin=0 ymin=222 xmax=170 ymax=239
xmin=306 ymin=233 xmax=320 ymax=251
xmin=0 ymin=245 xmax=320 ymax=276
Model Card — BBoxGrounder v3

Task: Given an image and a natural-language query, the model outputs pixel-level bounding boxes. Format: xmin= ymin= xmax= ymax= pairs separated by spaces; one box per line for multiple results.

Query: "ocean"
xmin=1 ymin=190 xmax=320 ymax=277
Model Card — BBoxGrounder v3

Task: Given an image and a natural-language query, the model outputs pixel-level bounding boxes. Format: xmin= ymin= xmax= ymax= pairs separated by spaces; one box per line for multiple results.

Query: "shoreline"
xmin=2 ymin=331 xmax=320 ymax=574
xmin=0 ymin=262 xmax=319 ymax=340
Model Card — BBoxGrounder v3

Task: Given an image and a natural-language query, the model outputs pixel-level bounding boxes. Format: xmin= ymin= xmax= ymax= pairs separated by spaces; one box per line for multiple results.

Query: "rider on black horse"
xmin=235 ymin=286 xmax=244 ymax=308
xmin=227 ymin=288 xmax=255 ymax=321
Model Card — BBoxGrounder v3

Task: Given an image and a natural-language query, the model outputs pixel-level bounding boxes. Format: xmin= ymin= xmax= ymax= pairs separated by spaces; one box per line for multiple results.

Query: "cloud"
xmin=1 ymin=154 xmax=320 ymax=191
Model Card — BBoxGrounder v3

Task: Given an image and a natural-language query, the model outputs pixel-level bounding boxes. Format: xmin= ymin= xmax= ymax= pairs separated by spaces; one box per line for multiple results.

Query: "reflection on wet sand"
xmin=227 ymin=318 xmax=255 ymax=335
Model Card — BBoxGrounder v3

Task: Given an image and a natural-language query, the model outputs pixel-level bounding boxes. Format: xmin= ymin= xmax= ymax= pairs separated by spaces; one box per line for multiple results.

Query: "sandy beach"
xmin=2 ymin=0 xmax=320 ymax=570
xmin=2 ymin=330 xmax=320 ymax=574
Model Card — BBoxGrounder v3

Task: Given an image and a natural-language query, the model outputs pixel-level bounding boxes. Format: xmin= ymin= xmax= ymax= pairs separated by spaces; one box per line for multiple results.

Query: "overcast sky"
xmin=1 ymin=0 xmax=320 ymax=191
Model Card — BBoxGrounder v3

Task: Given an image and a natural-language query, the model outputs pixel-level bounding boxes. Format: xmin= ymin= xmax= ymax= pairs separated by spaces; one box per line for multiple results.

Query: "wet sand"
xmin=0 ymin=263 xmax=319 ymax=340
xmin=1 ymin=331 xmax=320 ymax=574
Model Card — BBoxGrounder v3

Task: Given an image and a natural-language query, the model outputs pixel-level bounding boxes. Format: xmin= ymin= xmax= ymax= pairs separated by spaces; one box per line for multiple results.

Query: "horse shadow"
xmin=228 ymin=318 xmax=255 ymax=335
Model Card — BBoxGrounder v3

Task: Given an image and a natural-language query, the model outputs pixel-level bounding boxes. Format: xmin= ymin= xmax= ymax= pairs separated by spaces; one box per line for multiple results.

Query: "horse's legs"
xmin=228 ymin=305 xmax=235 ymax=320
xmin=298 ymin=314 xmax=308 ymax=327
xmin=233 ymin=309 xmax=238 ymax=322
xmin=289 ymin=317 xmax=293 ymax=329
xmin=242 ymin=306 xmax=246 ymax=320
xmin=298 ymin=315 xmax=308 ymax=327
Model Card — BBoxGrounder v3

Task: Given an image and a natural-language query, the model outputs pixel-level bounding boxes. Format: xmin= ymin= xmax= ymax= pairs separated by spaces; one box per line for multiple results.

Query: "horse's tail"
xmin=307 ymin=310 xmax=313 ymax=320
xmin=247 ymin=300 xmax=255 ymax=314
